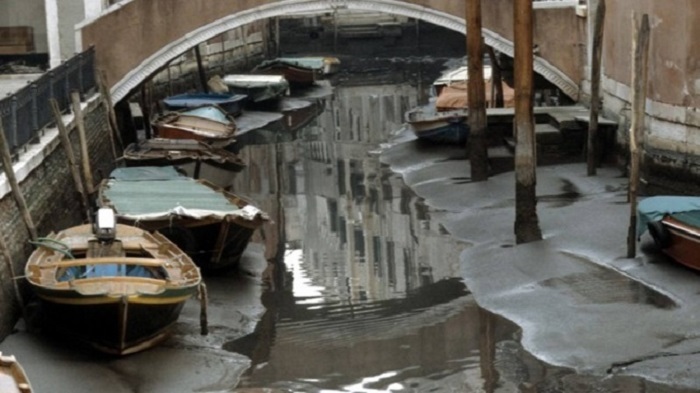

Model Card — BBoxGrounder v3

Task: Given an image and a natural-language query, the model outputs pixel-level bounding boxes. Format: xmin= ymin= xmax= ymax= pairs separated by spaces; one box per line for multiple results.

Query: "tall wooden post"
xmin=513 ymin=0 xmax=542 ymax=244
xmin=467 ymin=0 xmax=489 ymax=182
xmin=0 ymin=120 xmax=38 ymax=241
xmin=51 ymin=99 xmax=91 ymax=223
xmin=194 ymin=45 xmax=209 ymax=94
xmin=587 ymin=0 xmax=606 ymax=176
xmin=487 ymin=46 xmax=505 ymax=108
xmin=71 ymin=91 xmax=95 ymax=195
xmin=627 ymin=14 xmax=650 ymax=258
xmin=97 ymin=70 xmax=122 ymax=158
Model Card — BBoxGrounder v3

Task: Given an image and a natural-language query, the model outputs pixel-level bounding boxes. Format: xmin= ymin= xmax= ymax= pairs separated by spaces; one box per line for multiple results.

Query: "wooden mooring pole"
xmin=71 ymin=91 xmax=95 ymax=196
xmin=0 ymin=120 xmax=38 ymax=241
xmin=97 ymin=70 xmax=123 ymax=159
xmin=466 ymin=0 xmax=489 ymax=182
xmin=587 ymin=0 xmax=606 ymax=176
xmin=51 ymin=99 xmax=92 ymax=223
xmin=513 ymin=0 xmax=543 ymax=244
xmin=627 ymin=14 xmax=651 ymax=258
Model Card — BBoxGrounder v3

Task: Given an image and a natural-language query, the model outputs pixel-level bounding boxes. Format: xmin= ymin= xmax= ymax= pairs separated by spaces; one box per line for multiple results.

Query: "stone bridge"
xmin=78 ymin=0 xmax=586 ymax=104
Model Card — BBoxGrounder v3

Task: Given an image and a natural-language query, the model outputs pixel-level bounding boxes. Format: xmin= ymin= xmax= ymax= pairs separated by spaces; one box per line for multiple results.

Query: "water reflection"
xmin=226 ymin=82 xmax=692 ymax=392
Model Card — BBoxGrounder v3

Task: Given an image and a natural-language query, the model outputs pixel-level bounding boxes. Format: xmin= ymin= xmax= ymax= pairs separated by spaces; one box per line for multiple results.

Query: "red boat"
xmin=638 ymin=196 xmax=700 ymax=270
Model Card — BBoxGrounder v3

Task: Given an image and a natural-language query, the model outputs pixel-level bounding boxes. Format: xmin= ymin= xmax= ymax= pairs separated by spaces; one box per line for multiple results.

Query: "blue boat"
xmin=405 ymin=103 xmax=470 ymax=145
xmin=162 ymin=92 xmax=248 ymax=117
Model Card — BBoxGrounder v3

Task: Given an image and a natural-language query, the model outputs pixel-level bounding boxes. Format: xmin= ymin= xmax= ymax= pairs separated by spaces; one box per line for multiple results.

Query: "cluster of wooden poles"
xmin=465 ymin=0 xmax=651 ymax=255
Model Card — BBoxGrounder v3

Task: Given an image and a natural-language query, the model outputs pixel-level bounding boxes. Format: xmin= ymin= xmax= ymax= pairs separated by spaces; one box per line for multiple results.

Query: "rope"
xmin=28 ymin=237 xmax=75 ymax=260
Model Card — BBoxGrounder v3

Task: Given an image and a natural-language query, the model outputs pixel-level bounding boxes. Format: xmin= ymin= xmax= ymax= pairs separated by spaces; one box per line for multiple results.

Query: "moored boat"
xmin=152 ymin=104 xmax=237 ymax=148
xmin=405 ymin=102 xmax=469 ymax=145
xmin=122 ymin=138 xmax=246 ymax=189
xmin=222 ymin=74 xmax=290 ymax=104
xmin=275 ymin=56 xmax=341 ymax=75
xmin=253 ymin=58 xmax=323 ymax=86
xmin=162 ymin=92 xmax=248 ymax=117
xmin=0 ymin=352 xmax=32 ymax=393
xmin=97 ymin=166 xmax=269 ymax=271
xmin=638 ymin=196 xmax=700 ymax=270
xmin=25 ymin=208 xmax=202 ymax=355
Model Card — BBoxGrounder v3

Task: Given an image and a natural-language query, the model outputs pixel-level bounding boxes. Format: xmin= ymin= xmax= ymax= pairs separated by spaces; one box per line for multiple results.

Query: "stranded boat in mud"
xmin=0 ymin=352 xmax=32 ymax=392
xmin=405 ymin=102 xmax=469 ymax=145
xmin=162 ymin=92 xmax=248 ymax=117
xmin=25 ymin=208 xmax=202 ymax=355
xmin=152 ymin=104 xmax=237 ymax=148
xmin=638 ymin=195 xmax=700 ymax=270
xmin=97 ymin=166 xmax=269 ymax=271
xmin=122 ymin=138 xmax=246 ymax=189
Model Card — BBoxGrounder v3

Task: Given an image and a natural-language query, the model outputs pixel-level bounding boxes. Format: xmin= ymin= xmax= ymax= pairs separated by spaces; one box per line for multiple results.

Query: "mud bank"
xmin=380 ymin=129 xmax=700 ymax=390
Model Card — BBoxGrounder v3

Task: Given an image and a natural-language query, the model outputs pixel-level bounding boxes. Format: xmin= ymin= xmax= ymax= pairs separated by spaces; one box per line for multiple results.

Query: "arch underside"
xmin=110 ymin=0 xmax=579 ymax=103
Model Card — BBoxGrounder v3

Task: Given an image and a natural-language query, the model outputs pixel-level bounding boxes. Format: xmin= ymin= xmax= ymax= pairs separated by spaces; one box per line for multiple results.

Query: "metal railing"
xmin=0 ymin=46 xmax=96 ymax=163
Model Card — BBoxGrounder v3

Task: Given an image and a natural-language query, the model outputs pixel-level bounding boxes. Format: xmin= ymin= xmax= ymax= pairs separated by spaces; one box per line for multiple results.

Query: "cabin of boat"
xmin=25 ymin=208 xmax=202 ymax=355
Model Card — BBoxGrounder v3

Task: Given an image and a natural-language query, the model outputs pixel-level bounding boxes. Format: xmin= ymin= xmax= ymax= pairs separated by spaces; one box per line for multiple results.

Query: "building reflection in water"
xmin=225 ymin=84 xmax=687 ymax=393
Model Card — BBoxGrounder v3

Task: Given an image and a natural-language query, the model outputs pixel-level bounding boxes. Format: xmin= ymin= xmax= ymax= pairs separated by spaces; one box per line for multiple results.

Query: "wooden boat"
xmin=405 ymin=102 xmax=469 ymax=145
xmin=97 ymin=166 xmax=269 ymax=271
xmin=222 ymin=74 xmax=290 ymax=103
xmin=122 ymin=138 xmax=246 ymax=189
xmin=0 ymin=352 xmax=32 ymax=393
xmin=152 ymin=104 xmax=237 ymax=148
xmin=638 ymin=196 xmax=700 ymax=270
xmin=253 ymin=58 xmax=324 ymax=86
xmin=25 ymin=208 xmax=202 ymax=355
xmin=432 ymin=65 xmax=515 ymax=111
xmin=162 ymin=92 xmax=248 ymax=117
xmin=271 ymin=56 xmax=341 ymax=75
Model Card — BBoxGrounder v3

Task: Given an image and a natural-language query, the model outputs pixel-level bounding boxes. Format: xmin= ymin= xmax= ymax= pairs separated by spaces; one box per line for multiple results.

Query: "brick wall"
xmin=0 ymin=97 xmax=116 ymax=338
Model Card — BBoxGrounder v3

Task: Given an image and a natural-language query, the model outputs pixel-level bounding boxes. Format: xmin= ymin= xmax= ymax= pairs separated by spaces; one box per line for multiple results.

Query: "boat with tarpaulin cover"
xmin=97 ymin=166 xmax=269 ymax=271
xmin=25 ymin=208 xmax=203 ymax=355
xmin=637 ymin=196 xmax=700 ymax=270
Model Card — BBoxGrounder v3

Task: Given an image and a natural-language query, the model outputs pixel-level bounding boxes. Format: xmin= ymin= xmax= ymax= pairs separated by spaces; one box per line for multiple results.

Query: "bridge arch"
xmin=83 ymin=0 xmax=579 ymax=103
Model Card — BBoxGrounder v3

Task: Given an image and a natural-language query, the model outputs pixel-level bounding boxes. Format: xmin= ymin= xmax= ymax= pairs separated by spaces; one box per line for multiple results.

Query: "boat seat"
xmin=86 ymin=239 xmax=125 ymax=258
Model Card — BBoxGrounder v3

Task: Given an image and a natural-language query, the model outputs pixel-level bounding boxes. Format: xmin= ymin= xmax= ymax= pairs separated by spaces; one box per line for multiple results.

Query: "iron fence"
xmin=0 ymin=46 xmax=96 ymax=165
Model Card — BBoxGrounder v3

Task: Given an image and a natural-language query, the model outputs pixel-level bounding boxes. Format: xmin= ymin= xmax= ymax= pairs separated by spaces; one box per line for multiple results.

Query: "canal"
xmin=0 ymin=58 xmax=695 ymax=393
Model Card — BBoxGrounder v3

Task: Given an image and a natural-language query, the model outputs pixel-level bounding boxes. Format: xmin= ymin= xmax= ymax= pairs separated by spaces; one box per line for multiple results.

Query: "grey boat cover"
xmin=636 ymin=196 xmax=700 ymax=238
xmin=102 ymin=166 xmax=262 ymax=221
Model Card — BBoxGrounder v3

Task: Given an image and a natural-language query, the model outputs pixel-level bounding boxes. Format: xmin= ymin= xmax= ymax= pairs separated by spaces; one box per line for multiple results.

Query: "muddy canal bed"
xmin=0 ymin=68 xmax=696 ymax=392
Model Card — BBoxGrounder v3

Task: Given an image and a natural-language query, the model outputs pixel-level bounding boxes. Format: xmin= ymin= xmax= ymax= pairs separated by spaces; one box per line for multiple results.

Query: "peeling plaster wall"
xmin=600 ymin=0 xmax=700 ymax=193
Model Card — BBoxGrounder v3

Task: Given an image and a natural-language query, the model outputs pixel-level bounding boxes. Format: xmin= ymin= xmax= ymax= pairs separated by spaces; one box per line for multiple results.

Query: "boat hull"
xmin=122 ymin=219 xmax=258 ymax=271
xmin=254 ymin=62 xmax=319 ymax=87
xmin=657 ymin=216 xmax=700 ymax=271
xmin=406 ymin=105 xmax=469 ymax=145
xmin=122 ymin=139 xmax=246 ymax=189
xmin=37 ymin=294 xmax=189 ymax=355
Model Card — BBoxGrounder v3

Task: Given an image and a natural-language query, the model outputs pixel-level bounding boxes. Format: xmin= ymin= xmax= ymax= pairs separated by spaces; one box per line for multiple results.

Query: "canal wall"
xmin=0 ymin=96 xmax=115 ymax=339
